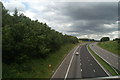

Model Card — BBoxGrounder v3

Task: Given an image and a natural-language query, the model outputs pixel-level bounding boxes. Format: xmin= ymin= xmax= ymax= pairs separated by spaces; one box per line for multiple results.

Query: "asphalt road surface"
xmin=51 ymin=43 xmax=108 ymax=80
xmin=90 ymin=42 xmax=120 ymax=71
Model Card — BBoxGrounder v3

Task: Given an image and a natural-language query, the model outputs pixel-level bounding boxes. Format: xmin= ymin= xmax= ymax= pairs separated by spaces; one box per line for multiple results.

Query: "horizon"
xmin=1 ymin=0 xmax=119 ymax=40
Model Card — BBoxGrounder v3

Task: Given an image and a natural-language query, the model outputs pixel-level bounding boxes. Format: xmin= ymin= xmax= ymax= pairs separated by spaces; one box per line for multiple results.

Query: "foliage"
xmin=3 ymin=43 xmax=77 ymax=78
xmin=2 ymin=4 xmax=78 ymax=64
xmin=113 ymin=38 xmax=120 ymax=42
xmin=100 ymin=37 xmax=110 ymax=42
xmin=98 ymin=41 xmax=119 ymax=56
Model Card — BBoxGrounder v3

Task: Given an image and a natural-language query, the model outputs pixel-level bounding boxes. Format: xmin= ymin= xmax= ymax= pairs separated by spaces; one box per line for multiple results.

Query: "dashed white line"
xmin=81 ymin=69 xmax=82 ymax=72
xmin=90 ymin=64 xmax=92 ymax=66
xmin=88 ymin=60 xmax=90 ymax=62
xmin=93 ymin=69 xmax=96 ymax=72
xmin=80 ymin=63 xmax=82 ymax=66
xmin=87 ymin=45 xmax=110 ymax=76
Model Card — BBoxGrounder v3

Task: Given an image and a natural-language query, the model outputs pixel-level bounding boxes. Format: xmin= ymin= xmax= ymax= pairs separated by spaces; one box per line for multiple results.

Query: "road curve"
xmin=90 ymin=42 xmax=120 ymax=71
xmin=51 ymin=43 xmax=108 ymax=80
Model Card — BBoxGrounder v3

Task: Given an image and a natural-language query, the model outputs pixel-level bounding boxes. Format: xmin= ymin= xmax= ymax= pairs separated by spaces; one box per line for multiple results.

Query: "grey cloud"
xmin=39 ymin=2 xmax=119 ymax=40
xmin=50 ymin=2 xmax=118 ymax=39
xmin=2 ymin=0 xmax=118 ymax=40
xmin=49 ymin=2 xmax=118 ymax=39
xmin=64 ymin=20 xmax=117 ymax=33
xmin=61 ymin=2 xmax=118 ymax=21
xmin=8 ymin=2 xmax=119 ymax=40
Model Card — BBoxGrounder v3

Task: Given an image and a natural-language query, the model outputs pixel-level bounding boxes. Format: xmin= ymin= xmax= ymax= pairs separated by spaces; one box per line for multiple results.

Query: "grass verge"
xmin=97 ymin=41 xmax=119 ymax=56
xmin=88 ymin=45 xmax=120 ymax=76
xmin=3 ymin=43 xmax=78 ymax=78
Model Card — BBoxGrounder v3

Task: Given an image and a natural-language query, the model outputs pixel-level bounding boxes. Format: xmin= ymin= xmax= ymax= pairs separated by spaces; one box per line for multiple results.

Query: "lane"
xmin=80 ymin=44 xmax=108 ymax=78
xmin=90 ymin=42 xmax=120 ymax=71
xmin=51 ymin=43 xmax=108 ymax=79
xmin=51 ymin=45 xmax=79 ymax=79
xmin=67 ymin=46 xmax=82 ymax=78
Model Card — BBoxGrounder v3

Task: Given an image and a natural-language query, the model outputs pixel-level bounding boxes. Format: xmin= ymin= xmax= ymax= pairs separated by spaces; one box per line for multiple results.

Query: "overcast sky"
xmin=1 ymin=0 xmax=119 ymax=40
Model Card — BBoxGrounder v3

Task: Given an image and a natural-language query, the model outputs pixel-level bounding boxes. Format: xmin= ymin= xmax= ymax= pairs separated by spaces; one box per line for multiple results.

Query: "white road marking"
xmin=88 ymin=60 xmax=90 ymax=62
xmin=64 ymin=46 xmax=79 ymax=80
xmin=81 ymin=69 xmax=82 ymax=72
xmin=91 ymin=43 xmax=120 ymax=72
xmin=87 ymin=45 xmax=111 ymax=76
xmin=90 ymin=44 xmax=120 ymax=75
xmin=93 ymin=69 xmax=96 ymax=72
xmin=79 ymin=47 xmax=82 ymax=78
xmin=87 ymin=57 xmax=88 ymax=59
xmin=80 ymin=63 xmax=82 ymax=66
xmin=51 ymin=46 xmax=79 ymax=79
xmin=93 ymin=69 xmax=95 ymax=72
xmin=90 ymin=64 xmax=92 ymax=66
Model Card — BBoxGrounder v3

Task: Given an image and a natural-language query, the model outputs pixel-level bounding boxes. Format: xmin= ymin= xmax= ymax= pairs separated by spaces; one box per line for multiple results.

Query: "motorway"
xmin=51 ymin=43 xmax=108 ymax=79
xmin=90 ymin=42 xmax=120 ymax=71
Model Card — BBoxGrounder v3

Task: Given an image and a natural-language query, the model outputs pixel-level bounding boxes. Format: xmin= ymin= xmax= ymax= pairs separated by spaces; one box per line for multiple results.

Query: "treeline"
xmin=113 ymin=38 xmax=120 ymax=42
xmin=100 ymin=37 xmax=110 ymax=42
xmin=2 ymin=4 xmax=78 ymax=64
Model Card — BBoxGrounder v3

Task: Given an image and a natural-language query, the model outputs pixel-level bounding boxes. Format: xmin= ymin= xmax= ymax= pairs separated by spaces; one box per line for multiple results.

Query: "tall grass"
xmin=3 ymin=43 xmax=78 ymax=78
xmin=98 ymin=41 xmax=119 ymax=56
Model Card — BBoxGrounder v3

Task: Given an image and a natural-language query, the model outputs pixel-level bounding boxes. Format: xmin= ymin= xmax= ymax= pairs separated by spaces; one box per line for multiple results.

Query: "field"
xmin=3 ymin=43 xmax=78 ymax=78
xmin=98 ymin=41 xmax=120 ymax=56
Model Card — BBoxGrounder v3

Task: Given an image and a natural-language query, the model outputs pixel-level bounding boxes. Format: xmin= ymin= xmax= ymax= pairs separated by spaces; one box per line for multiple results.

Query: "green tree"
xmin=100 ymin=37 xmax=110 ymax=42
xmin=2 ymin=4 xmax=78 ymax=64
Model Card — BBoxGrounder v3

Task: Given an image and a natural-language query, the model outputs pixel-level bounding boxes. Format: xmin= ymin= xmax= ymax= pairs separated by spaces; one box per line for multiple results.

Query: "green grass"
xmin=97 ymin=41 xmax=119 ymax=56
xmin=79 ymin=40 xmax=86 ymax=43
xmin=3 ymin=43 xmax=78 ymax=78
xmin=88 ymin=45 xmax=120 ymax=76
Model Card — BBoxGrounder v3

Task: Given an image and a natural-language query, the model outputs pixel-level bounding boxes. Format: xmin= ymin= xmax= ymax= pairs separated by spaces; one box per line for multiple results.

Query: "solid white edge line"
xmin=86 ymin=45 xmax=111 ymax=76
xmin=50 ymin=46 xmax=78 ymax=79
xmin=79 ymin=47 xmax=82 ymax=78
xmin=64 ymin=46 xmax=79 ymax=80
xmin=93 ymin=42 xmax=120 ymax=64
xmin=90 ymin=44 xmax=119 ymax=75
xmin=80 ymin=76 xmax=120 ymax=80
xmin=95 ymin=42 xmax=119 ymax=58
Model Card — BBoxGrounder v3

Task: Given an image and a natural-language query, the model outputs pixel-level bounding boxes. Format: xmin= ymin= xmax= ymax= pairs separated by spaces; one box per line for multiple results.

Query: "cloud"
xmin=1 ymin=0 xmax=119 ymax=40
xmin=2 ymin=0 xmax=25 ymax=12
xmin=61 ymin=2 xmax=118 ymax=20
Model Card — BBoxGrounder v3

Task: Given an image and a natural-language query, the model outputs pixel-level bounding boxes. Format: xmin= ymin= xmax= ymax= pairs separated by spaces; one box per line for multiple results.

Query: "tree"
xmin=2 ymin=4 xmax=79 ymax=64
xmin=113 ymin=38 xmax=120 ymax=41
xmin=2 ymin=3 xmax=13 ymax=27
xmin=13 ymin=8 xmax=18 ymax=17
xmin=100 ymin=37 xmax=110 ymax=42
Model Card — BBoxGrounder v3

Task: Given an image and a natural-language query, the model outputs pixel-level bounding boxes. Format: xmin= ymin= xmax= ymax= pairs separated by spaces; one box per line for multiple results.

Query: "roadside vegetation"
xmin=98 ymin=41 xmax=120 ymax=56
xmin=3 ymin=43 xmax=78 ymax=78
xmin=88 ymin=45 xmax=120 ymax=76
xmin=2 ymin=3 xmax=79 ymax=78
